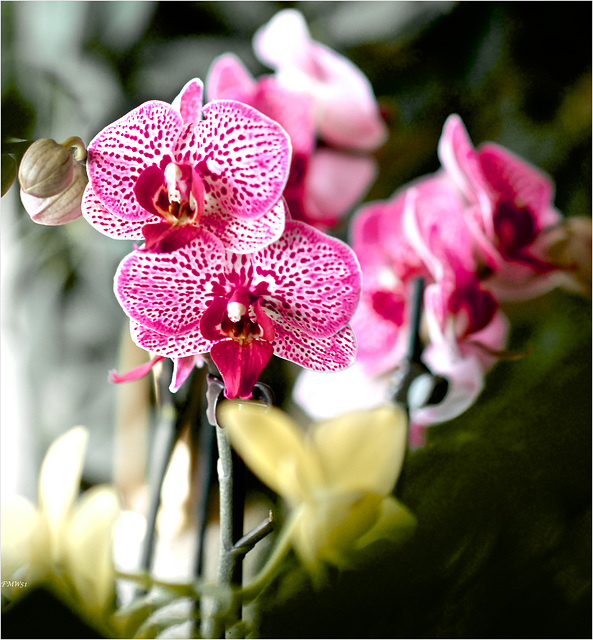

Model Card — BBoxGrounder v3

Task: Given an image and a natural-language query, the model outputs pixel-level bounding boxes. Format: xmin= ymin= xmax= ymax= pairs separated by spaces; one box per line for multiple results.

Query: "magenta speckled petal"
xmin=81 ymin=183 xmax=150 ymax=240
xmin=202 ymin=198 xmax=286 ymax=254
xmin=195 ymin=99 xmax=291 ymax=220
xmin=115 ymin=231 xmax=226 ymax=336
xmin=130 ymin=320 xmax=215 ymax=358
xmin=273 ymin=323 xmax=357 ymax=372
xmin=88 ymin=100 xmax=184 ymax=221
xmin=254 ymin=221 xmax=361 ymax=338
xmin=171 ymin=78 xmax=204 ymax=124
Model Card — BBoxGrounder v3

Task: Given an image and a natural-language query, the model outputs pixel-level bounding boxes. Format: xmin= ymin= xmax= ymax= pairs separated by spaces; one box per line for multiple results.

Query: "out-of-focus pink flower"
xmin=438 ymin=114 xmax=564 ymax=300
xmin=206 ymin=54 xmax=379 ymax=230
xmin=253 ymin=9 xmax=388 ymax=152
xmin=295 ymin=173 xmax=508 ymax=436
xmin=82 ymin=79 xmax=291 ymax=254
xmin=114 ymin=221 xmax=361 ymax=400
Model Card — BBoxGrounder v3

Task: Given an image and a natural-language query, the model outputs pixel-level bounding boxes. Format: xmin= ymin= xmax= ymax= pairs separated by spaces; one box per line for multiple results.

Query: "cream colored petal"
xmin=291 ymin=491 xmax=383 ymax=569
xmin=1 ymin=496 xmax=39 ymax=581
xmin=63 ymin=486 xmax=119 ymax=613
xmin=218 ymin=401 xmax=323 ymax=503
xmin=38 ymin=426 xmax=89 ymax=544
xmin=355 ymin=496 xmax=417 ymax=550
xmin=312 ymin=405 xmax=408 ymax=495
xmin=1 ymin=497 xmax=52 ymax=597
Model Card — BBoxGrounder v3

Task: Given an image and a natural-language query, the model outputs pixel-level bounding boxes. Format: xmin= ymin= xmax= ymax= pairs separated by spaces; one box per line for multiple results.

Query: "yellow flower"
xmin=219 ymin=402 xmax=415 ymax=572
xmin=1 ymin=426 xmax=119 ymax=616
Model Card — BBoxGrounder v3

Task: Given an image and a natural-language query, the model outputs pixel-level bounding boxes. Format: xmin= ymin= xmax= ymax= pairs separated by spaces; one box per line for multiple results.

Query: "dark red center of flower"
xmin=200 ymin=288 xmax=276 ymax=400
xmin=134 ymin=157 xmax=205 ymax=227
xmin=493 ymin=199 xmax=554 ymax=273
xmin=493 ymin=200 xmax=538 ymax=259
xmin=448 ymin=283 xmax=497 ymax=337
xmin=133 ymin=157 xmax=207 ymax=252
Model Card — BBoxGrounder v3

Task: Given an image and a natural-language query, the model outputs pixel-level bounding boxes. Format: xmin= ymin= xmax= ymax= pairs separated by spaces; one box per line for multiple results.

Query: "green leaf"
xmin=1 ymin=154 xmax=16 ymax=196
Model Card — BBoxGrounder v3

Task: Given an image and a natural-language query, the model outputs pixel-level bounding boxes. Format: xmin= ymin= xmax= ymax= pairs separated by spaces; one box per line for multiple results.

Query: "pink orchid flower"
xmin=82 ymin=78 xmax=291 ymax=254
xmin=114 ymin=220 xmax=361 ymax=400
xmin=295 ymin=174 xmax=508 ymax=438
xmin=253 ymin=9 xmax=388 ymax=152
xmin=206 ymin=54 xmax=378 ymax=229
xmin=438 ymin=114 xmax=563 ymax=300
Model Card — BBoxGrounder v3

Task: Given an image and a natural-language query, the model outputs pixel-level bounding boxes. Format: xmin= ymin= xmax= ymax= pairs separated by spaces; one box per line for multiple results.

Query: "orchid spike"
xmin=114 ymin=220 xmax=361 ymax=399
xmin=218 ymin=401 xmax=415 ymax=574
xmin=83 ymin=81 xmax=291 ymax=254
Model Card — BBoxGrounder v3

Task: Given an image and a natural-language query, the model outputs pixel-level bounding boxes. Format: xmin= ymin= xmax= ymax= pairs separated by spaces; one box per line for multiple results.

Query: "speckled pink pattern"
xmin=272 ymin=323 xmax=357 ymax=371
xmin=196 ymin=100 xmax=291 ymax=220
xmin=115 ymin=220 xmax=361 ymax=372
xmin=88 ymin=101 xmax=185 ymax=222
xmin=171 ymin=78 xmax=204 ymax=124
xmin=249 ymin=221 xmax=361 ymax=337
xmin=201 ymin=199 xmax=287 ymax=254
xmin=85 ymin=91 xmax=291 ymax=253
xmin=130 ymin=320 xmax=215 ymax=357
xmin=115 ymin=228 xmax=226 ymax=336
xmin=81 ymin=183 xmax=154 ymax=240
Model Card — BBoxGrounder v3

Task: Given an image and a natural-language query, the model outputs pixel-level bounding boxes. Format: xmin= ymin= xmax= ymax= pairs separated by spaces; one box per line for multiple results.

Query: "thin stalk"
xmin=208 ymin=425 xmax=245 ymax=639
xmin=135 ymin=363 xmax=179 ymax=597
xmin=190 ymin=391 xmax=218 ymax=638
xmin=388 ymin=277 xmax=426 ymax=410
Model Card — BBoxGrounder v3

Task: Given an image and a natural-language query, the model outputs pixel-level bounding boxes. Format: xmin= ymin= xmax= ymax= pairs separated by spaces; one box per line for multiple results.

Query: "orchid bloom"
xmin=114 ymin=220 xmax=361 ymax=399
xmin=253 ymin=9 xmax=388 ymax=152
xmin=218 ymin=401 xmax=415 ymax=572
xmin=82 ymin=78 xmax=291 ymax=254
xmin=206 ymin=53 xmax=378 ymax=229
xmin=294 ymin=174 xmax=509 ymax=441
xmin=1 ymin=427 xmax=119 ymax=616
xmin=438 ymin=114 xmax=564 ymax=300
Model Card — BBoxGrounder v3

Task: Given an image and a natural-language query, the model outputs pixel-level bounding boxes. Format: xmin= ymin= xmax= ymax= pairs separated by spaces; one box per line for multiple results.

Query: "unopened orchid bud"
xmin=534 ymin=217 xmax=592 ymax=296
xmin=18 ymin=137 xmax=88 ymax=225
xmin=19 ymin=137 xmax=86 ymax=197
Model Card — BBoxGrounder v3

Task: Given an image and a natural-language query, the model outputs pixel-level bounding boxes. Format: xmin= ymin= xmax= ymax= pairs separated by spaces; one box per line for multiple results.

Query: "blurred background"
xmin=1 ymin=2 xmax=591 ymax=638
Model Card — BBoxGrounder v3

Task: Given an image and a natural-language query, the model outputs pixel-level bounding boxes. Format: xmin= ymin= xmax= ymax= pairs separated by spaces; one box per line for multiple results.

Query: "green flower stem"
xmin=232 ymin=512 xmax=274 ymax=558
xmin=208 ymin=424 xmax=246 ymax=638
xmin=238 ymin=511 xmax=298 ymax=603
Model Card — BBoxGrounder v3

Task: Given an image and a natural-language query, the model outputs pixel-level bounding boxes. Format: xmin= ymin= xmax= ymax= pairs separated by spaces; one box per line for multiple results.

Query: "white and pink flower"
xmin=295 ymin=172 xmax=509 ymax=441
xmin=114 ymin=220 xmax=361 ymax=399
xmin=82 ymin=79 xmax=291 ymax=254
xmin=204 ymin=7 xmax=388 ymax=230
xmin=438 ymin=114 xmax=563 ymax=300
